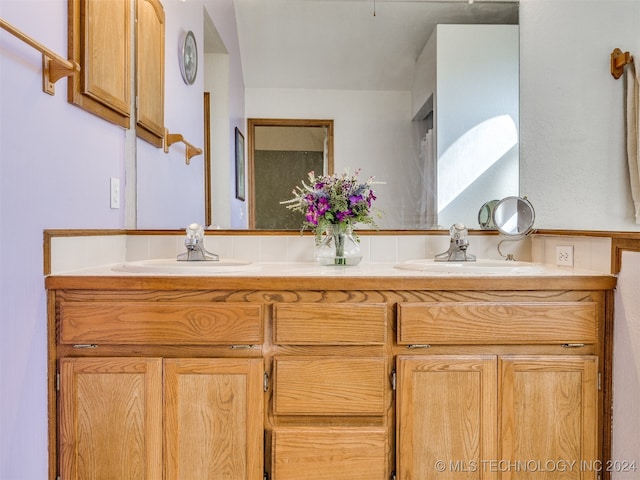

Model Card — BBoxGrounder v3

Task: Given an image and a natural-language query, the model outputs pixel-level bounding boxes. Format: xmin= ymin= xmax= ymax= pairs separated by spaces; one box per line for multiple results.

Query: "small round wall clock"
xmin=179 ymin=30 xmax=198 ymax=85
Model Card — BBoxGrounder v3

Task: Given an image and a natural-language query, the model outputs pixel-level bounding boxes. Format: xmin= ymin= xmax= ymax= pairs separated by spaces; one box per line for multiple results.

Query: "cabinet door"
xmin=68 ymin=0 xmax=131 ymax=128
xmin=164 ymin=358 xmax=264 ymax=480
xmin=59 ymin=357 xmax=163 ymax=480
xmin=136 ymin=0 xmax=165 ymax=146
xmin=396 ymin=355 xmax=498 ymax=480
xmin=499 ymin=355 xmax=598 ymax=480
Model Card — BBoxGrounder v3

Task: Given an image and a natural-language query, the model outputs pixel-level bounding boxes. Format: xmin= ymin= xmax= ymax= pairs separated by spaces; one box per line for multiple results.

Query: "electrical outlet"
xmin=556 ymin=245 xmax=574 ymax=267
xmin=110 ymin=178 xmax=120 ymax=209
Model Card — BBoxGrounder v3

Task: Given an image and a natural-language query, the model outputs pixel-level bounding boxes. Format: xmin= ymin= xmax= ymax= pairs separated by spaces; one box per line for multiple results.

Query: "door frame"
xmin=247 ymin=118 xmax=334 ymax=229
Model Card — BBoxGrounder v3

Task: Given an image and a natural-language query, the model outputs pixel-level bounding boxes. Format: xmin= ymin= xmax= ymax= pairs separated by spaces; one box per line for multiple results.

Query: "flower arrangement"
xmin=282 ymin=169 xmax=379 ymax=242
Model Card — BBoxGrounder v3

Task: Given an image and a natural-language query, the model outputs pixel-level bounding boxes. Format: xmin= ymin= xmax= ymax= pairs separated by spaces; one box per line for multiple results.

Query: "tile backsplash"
xmin=531 ymin=234 xmax=611 ymax=273
xmin=48 ymin=231 xmax=613 ymax=275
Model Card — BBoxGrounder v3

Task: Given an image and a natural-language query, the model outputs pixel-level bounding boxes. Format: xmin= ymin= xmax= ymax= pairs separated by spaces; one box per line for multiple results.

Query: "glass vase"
xmin=315 ymin=224 xmax=362 ymax=266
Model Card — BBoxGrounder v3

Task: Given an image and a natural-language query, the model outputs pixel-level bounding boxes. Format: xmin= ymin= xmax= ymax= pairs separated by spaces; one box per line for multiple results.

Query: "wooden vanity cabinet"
xmin=396 ymin=298 xmax=605 ymax=480
xmin=46 ymin=276 xmax=614 ymax=480
xmin=396 ymin=355 xmax=598 ymax=480
xmin=270 ymin=302 xmax=391 ymax=480
xmin=52 ymin=296 xmax=265 ymax=480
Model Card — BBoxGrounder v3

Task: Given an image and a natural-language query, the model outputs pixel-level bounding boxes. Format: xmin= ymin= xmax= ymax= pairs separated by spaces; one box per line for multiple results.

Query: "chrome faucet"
xmin=177 ymin=223 xmax=219 ymax=261
xmin=434 ymin=223 xmax=476 ymax=262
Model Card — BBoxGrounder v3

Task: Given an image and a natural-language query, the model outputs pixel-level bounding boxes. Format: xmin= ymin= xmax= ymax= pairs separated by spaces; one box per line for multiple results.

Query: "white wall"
xmin=613 ymin=251 xmax=640 ymax=478
xmin=520 ymin=0 xmax=640 ymax=231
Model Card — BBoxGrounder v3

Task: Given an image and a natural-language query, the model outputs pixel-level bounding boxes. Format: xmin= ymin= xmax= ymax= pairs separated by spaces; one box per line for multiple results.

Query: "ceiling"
xmin=232 ymin=0 xmax=518 ymax=91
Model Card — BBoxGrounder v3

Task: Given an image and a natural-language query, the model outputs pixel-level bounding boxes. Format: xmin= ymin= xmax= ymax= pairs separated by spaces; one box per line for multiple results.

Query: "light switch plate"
xmin=110 ymin=178 xmax=120 ymax=209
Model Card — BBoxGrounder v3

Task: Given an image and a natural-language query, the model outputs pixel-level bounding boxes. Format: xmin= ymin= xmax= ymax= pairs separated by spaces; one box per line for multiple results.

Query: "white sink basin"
xmin=112 ymin=258 xmax=256 ymax=275
xmin=394 ymin=259 xmax=548 ymax=275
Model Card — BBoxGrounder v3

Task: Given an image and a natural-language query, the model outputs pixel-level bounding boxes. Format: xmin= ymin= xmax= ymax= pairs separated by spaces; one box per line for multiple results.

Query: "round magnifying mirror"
xmin=492 ymin=196 xmax=535 ymax=236
xmin=478 ymin=199 xmax=499 ymax=229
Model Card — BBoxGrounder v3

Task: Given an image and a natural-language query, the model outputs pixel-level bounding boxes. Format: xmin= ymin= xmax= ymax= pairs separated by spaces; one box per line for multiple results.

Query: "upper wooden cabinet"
xmin=135 ymin=0 xmax=165 ymax=147
xmin=68 ymin=0 xmax=165 ymax=146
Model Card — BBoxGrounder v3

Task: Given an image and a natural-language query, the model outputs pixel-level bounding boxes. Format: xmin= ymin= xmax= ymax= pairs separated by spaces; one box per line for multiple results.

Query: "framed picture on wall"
xmin=235 ymin=127 xmax=245 ymax=201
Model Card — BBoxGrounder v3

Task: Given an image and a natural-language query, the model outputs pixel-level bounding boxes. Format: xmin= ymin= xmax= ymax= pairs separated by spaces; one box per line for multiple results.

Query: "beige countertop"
xmin=45 ymin=259 xmax=617 ymax=292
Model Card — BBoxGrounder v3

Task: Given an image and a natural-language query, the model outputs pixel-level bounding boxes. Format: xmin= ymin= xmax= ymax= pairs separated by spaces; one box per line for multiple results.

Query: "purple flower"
xmin=336 ymin=210 xmax=352 ymax=221
xmin=349 ymin=194 xmax=363 ymax=206
xmin=305 ymin=210 xmax=318 ymax=225
xmin=317 ymin=197 xmax=329 ymax=215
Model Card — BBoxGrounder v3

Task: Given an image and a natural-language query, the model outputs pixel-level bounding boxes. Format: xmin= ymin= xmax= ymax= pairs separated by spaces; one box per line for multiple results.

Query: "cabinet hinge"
xmin=56 ymin=372 xmax=60 ymax=391
xmin=390 ymin=370 xmax=396 ymax=391
xmin=263 ymin=372 xmax=269 ymax=392
xmin=390 ymin=471 xmax=396 ymax=480
xmin=263 ymin=471 xmax=269 ymax=480
xmin=598 ymin=372 xmax=602 ymax=391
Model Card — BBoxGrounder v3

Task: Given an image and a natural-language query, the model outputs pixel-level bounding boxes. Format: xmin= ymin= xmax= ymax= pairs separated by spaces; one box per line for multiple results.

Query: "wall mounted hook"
xmin=611 ymin=47 xmax=633 ymax=79
xmin=163 ymin=128 xmax=203 ymax=165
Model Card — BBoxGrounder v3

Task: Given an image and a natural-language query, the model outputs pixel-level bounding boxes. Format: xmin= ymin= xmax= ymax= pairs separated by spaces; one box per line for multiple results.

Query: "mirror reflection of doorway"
xmin=248 ymin=119 xmax=334 ymax=229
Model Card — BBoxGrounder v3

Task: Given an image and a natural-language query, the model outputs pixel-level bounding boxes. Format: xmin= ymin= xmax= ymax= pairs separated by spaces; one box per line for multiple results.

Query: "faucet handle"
xmin=450 ymin=223 xmax=469 ymax=240
xmin=185 ymin=222 xmax=204 ymax=240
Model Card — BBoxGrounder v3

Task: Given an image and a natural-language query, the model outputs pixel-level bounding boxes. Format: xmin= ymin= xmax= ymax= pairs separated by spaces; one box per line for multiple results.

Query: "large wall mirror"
xmin=212 ymin=0 xmax=519 ymax=230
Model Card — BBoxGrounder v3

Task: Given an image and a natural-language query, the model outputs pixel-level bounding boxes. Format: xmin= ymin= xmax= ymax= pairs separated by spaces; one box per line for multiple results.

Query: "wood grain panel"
xmin=271 ymin=427 xmax=387 ymax=479
xmin=396 ymin=355 xmax=497 ymax=480
xmin=273 ymin=303 xmax=387 ymax=345
xmin=164 ymin=358 xmax=264 ymax=480
xmin=83 ymin=0 xmax=130 ymax=114
xmin=136 ymin=0 xmax=164 ymax=146
xmin=499 ymin=356 xmax=598 ymax=480
xmin=273 ymin=356 xmax=387 ymax=416
xmin=398 ymin=302 xmax=598 ymax=345
xmin=59 ymin=357 xmax=163 ymax=480
xmin=59 ymin=301 xmax=263 ymax=344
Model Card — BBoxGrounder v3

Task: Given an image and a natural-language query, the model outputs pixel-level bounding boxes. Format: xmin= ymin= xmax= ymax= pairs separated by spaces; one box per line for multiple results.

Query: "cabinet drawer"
xmin=398 ymin=302 xmax=598 ymax=345
xmin=59 ymin=301 xmax=263 ymax=345
xmin=273 ymin=303 xmax=386 ymax=345
xmin=273 ymin=356 xmax=387 ymax=416
xmin=271 ymin=427 xmax=388 ymax=479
